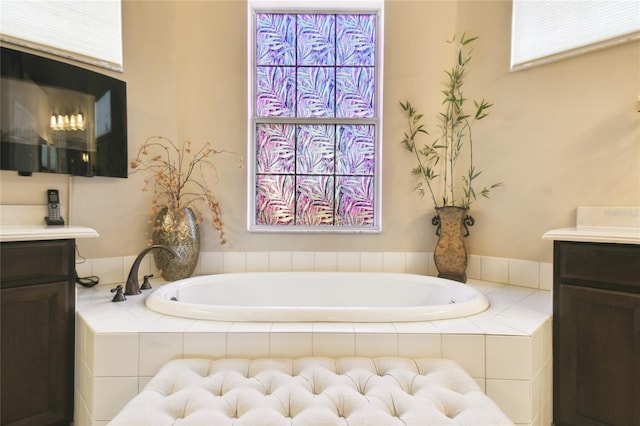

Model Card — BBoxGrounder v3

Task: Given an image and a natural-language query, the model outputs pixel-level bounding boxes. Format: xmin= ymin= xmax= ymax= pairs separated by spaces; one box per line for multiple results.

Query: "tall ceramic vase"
xmin=432 ymin=206 xmax=474 ymax=283
xmin=152 ymin=207 xmax=200 ymax=281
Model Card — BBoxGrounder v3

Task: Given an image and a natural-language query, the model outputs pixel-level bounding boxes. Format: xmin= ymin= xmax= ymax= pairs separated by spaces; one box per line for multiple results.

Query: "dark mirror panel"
xmin=0 ymin=47 xmax=128 ymax=178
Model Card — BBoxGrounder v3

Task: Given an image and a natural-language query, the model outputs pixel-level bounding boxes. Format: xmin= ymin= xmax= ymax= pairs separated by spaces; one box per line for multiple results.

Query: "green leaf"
xmin=397 ymin=34 xmax=503 ymax=210
xmin=461 ymin=36 xmax=478 ymax=46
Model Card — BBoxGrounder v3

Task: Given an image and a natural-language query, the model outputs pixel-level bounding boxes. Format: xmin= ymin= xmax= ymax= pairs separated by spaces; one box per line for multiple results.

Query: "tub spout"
xmin=125 ymin=245 xmax=180 ymax=295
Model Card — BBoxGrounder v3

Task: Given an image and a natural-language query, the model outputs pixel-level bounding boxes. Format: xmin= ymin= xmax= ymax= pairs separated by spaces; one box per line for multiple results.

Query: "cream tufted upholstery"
xmin=109 ymin=357 xmax=513 ymax=426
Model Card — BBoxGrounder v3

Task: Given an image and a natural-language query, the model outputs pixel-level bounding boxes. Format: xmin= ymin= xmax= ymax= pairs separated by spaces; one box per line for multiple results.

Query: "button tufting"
xmin=109 ymin=357 xmax=514 ymax=426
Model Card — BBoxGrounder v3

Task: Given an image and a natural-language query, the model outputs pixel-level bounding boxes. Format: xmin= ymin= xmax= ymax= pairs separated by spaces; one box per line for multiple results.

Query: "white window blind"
xmin=511 ymin=0 xmax=640 ymax=70
xmin=0 ymin=0 xmax=123 ymax=71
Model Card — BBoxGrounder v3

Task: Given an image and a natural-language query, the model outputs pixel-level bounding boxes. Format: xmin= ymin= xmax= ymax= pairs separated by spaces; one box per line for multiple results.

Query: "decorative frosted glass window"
xmin=248 ymin=4 xmax=383 ymax=232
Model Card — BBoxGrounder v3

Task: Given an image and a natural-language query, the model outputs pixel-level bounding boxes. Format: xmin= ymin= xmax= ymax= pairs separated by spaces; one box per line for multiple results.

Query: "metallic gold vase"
xmin=432 ymin=206 xmax=474 ymax=283
xmin=152 ymin=207 xmax=200 ymax=281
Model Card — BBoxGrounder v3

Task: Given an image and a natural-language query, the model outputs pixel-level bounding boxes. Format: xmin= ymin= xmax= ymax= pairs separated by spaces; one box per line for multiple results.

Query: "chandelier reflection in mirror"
xmin=50 ymin=111 xmax=85 ymax=131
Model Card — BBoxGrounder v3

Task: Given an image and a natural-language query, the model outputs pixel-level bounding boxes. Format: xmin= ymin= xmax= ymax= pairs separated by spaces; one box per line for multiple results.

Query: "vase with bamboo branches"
xmin=400 ymin=34 xmax=502 ymax=282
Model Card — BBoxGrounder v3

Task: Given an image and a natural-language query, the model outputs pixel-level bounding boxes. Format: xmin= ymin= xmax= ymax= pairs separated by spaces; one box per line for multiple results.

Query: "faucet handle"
xmin=110 ymin=285 xmax=126 ymax=302
xmin=141 ymin=274 xmax=154 ymax=290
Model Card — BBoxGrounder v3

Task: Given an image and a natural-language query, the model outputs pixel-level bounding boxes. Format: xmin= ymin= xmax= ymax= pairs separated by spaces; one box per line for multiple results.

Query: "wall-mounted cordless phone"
xmin=45 ymin=189 xmax=65 ymax=226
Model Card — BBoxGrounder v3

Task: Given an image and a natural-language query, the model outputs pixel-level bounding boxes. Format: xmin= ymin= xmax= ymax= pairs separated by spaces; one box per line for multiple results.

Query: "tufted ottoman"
xmin=108 ymin=357 xmax=513 ymax=425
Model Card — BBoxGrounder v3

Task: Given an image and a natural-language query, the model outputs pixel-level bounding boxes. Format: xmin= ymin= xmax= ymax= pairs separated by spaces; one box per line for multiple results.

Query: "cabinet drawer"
xmin=0 ymin=240 xmax=74 ymax=286
xmin=555 ymin=241 xmax=640 ymax=288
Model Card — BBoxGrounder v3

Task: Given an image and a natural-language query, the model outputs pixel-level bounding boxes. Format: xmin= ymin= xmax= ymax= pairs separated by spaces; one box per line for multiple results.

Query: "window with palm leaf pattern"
xmin=249 ymin=5 xmax=382 ymax=232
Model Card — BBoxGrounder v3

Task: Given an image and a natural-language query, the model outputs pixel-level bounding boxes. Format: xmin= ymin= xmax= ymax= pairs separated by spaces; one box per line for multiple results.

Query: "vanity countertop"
xmin=0 ymin=224 xmax=99 ymax=242
xmin=542 ymin=226 xmax=640 ymax=245
xmin=0 ymin=204 xmax=99 ymax=242
xmin=543 ymin=206 xmax=640 ymax=245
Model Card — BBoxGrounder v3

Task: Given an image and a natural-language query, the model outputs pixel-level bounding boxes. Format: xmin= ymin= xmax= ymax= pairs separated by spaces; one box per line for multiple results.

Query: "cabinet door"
xmin=1 ymin=281 xmax=72 ymax=426
xmin=555 ymin=284 xmax=640 ymax=426
xmin=0 ymin=240 xmax=73 ymax=287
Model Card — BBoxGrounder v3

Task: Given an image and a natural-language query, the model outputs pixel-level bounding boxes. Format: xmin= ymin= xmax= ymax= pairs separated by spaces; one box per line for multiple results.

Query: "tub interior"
xmin=175 ymin=273 xmax=473 ymax=307
xmin=146 ymin=272 xmax=490 ymax=322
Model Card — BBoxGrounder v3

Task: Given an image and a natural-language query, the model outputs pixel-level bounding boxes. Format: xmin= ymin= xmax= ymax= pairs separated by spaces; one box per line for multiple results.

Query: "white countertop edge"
xmin=0 ymin=225 xmax=99 ymax=242
xmin=542 ymin=227 xmax=640 ymax=245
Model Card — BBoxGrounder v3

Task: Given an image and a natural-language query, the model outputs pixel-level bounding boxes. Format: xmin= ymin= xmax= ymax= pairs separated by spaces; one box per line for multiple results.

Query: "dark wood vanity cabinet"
xmin=553 ymin=241 xmax=640 ymax=426
xmin=1 ymin=239 xmax=75 ymax=426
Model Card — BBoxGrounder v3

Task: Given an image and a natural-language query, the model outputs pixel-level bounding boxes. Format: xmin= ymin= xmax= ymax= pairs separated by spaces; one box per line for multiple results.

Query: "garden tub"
xmin=145 ymin=272 xmax=489 ymax=322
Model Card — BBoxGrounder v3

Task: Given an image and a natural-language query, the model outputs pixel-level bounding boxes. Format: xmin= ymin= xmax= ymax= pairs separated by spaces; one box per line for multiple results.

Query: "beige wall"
xmin=1 ymin=0 xmax=638 ymax=263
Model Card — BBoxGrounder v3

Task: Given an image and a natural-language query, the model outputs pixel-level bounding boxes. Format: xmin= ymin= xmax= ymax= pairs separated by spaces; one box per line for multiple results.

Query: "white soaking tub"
xmin=145 ymin=272 xmax=489 ymax=322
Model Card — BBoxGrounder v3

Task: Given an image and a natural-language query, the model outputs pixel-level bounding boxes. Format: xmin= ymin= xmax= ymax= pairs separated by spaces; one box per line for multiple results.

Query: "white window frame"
xmin=247 ymin=0 xmax=384 ymax=233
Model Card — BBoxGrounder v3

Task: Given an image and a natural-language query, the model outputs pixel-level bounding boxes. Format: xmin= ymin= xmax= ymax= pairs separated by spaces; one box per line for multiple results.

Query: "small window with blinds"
xmin=511 ymin=0 xmax=640 ymax=70
xmin=0 ymin=1 xmax=123 ymax=71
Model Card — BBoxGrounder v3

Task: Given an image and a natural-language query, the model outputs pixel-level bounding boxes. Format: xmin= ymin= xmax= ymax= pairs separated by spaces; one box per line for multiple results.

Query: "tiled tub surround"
xmin=76 ymin=251 xmax=553 ymax=292
xmin=75 ymin=252 xmax=552 ymax=426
